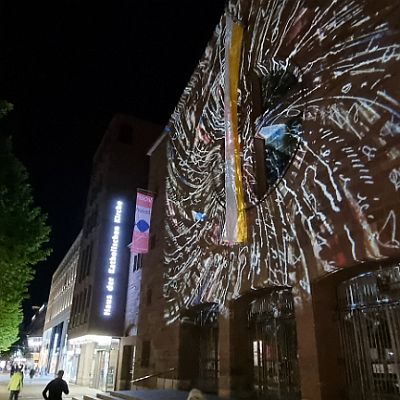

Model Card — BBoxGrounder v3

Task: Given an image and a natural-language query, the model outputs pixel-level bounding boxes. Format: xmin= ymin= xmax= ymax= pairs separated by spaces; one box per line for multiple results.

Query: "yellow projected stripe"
xmin=229 ymin=21 xmax=247 ymax=243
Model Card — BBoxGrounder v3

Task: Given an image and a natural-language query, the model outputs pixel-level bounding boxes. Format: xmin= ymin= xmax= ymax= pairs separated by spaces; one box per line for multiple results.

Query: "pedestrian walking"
xmin=29 ymin=368 xmax=35 ymax=379
xmin=42 ymin=370 xmax=69 ymax=400
xmin=7 ymin=368 xmax=23 ymax=400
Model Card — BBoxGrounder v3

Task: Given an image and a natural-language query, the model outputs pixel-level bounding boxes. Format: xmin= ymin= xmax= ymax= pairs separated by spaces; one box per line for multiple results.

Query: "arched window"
xmin=251 ymin=67 xmax=303 ymax=199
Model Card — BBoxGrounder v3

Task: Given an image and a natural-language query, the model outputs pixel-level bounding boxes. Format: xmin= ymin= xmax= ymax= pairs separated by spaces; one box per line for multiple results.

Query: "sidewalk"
xmin=0 ymin=374 xmax=228 ymax=400
xmin=0 ymin=373 xmax=101 ymax=400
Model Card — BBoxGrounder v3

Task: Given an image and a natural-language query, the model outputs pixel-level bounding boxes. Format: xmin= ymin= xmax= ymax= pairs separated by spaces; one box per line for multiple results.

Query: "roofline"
xmin=146 ymin=131 xmax=168 ymax=156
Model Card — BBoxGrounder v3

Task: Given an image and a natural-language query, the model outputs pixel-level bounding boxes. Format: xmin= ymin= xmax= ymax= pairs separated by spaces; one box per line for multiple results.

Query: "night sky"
xmin=0 ymin=1 xmax=225 ymax=322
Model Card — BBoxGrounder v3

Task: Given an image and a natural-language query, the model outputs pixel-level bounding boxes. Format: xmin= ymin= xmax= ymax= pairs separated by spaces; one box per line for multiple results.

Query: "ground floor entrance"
xmin=67 ymin=336 xmax=120 ymax=390
xmin=338 ymin=264 xmax=400 ymax=400
xmin=179 ymin=303 xmax=219 ymax=393
xmin=150 ymin=262 xmax=400 ymax=400
xmin=119 ymin=344 xmax=135 ymax=389
xmin=248 ymin=288 xmax=300 ymax=400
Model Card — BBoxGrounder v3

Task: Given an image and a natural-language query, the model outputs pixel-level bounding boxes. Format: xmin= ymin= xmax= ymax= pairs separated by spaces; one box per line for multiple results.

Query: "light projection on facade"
xmin=224 ymin=15 xmax=247 ymax=244
xmin=164 ymin=0 xmax=400 ymax=322
xmin=103 ymin=200 xmax=123 ymax=317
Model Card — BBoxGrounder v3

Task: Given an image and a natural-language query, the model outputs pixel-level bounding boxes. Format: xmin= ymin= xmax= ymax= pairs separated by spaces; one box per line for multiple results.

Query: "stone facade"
xmin=133 ymin=136 xmax=181 ymax=387
xmin=40 ymin=231 xmax=81 ymax=376
xmin=135 ymin=1 xmax=400 ymax=399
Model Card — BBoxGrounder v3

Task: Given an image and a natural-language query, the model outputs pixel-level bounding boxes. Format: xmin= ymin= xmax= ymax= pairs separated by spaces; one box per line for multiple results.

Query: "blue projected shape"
xmin=136 ymin=220 xmax=150 ymax=232
xmin=257 ymin=124 xmax=288 ymax=153
xmin=193 ymin=211 xmax=207 ymax=221
xmin=256 ymin=123 xmax=300 ymax=187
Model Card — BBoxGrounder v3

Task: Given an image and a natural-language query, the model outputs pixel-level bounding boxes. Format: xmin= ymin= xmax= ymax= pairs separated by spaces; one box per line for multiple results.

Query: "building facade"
xmin=26 ymin=304 xmax=47 ymax=370
xmin=131 ymin=135 xmax=172 ymax=388
xmin=67 ymin=115 xmax=162 ymax=390
xmin=134 ymin=1 xmax=400 ymax=400
xmin=115 ymin=247 xmax=144 ymax=389
xmin=39 ymin=232 xmax=81 ymax=377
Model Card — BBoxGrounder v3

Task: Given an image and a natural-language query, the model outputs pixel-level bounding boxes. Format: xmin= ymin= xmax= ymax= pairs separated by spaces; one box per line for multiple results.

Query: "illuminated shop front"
xmin=133 ymin=1 xmax=400 ymax=399
xmin=67 ymin=335 xmax=120 ymax=391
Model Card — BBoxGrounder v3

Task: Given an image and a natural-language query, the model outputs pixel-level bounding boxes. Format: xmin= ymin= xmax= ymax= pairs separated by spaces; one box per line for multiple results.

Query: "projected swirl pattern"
xmin=164 ymin=0 xmax=400 ymax=321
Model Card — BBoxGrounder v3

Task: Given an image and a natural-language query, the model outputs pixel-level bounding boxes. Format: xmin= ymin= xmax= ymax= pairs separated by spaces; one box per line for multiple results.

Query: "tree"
xmin=0 ymin=301 xmax=22 ymax=353
xmin=0 ymin=102 xmax=51 ymax=352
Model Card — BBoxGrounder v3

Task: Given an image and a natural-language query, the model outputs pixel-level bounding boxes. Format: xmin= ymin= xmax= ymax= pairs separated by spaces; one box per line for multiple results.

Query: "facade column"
xmin=218 ymin=311 xmax=231 ymax=398
xmin=77 ymin=342 xmax=95 ymax=387
xmin=295 ymin=295 xmax=322 ymax=400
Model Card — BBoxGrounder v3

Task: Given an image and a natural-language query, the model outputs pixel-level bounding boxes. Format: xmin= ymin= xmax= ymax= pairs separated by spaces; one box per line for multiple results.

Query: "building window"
xmin=85 ymin=207 xmax=98 ymax=236
xmin=131 ymin=253 xmax=143 ymax=272
xmin=77 ymin=249 xmax=85 ymax=283
xmin=78 ymin=243 xmax=93 ymax=282
xmin=85 ymin=243 xmax=93 ymax=277
xmin=71 ymin=298 xmax=77 ymax=327
xmin=80 ymin=288 xmax=87 ymax=325
xmin=141 ymin=340 xmax=151 ymax=368
xmin=74 ymin=298 xmax=79 ymax=327
xmin=252 ymin=68 xmax=302 ymax=198
xmin=76 ymin=292 xmax=83 ymax=326
xmin=259 ymin=69 xmax=298 ymax=111
xmin=257 ymin=122 xmax=301 ymax=187
xmin=84 ymin=285 xmax=92 ymax=323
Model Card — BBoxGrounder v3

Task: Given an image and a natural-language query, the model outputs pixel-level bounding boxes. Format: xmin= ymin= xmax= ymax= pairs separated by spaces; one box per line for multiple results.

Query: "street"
xmin=0 ymin=373 xmax=100 ymax=400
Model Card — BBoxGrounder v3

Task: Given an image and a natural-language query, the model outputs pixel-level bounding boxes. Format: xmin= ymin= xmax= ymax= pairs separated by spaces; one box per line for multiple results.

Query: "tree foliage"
xmin=0 ymin=102 xmax=51 ymax=352
xmin=0 ymin=301 xmax=22 ymax=352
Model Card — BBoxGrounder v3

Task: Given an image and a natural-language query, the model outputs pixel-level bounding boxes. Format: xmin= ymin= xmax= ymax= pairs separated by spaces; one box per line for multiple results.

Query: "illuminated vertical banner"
xmin=131 ymin=190 xmax=154 ymax=254
xmin=223 ymin=15 xmax=247 ymax=244
xmin=103 ymin=200 xmax=123 ymax=317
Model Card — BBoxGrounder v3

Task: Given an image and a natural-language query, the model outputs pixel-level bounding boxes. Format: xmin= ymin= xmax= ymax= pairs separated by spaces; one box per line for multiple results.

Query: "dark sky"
xmin=0 ymin=1 xmax=225 ymax=322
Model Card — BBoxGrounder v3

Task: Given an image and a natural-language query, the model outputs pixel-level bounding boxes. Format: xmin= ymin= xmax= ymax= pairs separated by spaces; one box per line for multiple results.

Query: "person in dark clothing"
xmin=42 ymin=370 xmax=69 ymax=400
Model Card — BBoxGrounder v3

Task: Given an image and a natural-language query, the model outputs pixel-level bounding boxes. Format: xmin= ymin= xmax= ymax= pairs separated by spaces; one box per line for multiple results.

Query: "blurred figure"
xmin=29 ymin=368 xmax=35 ymax=379
xmin=8 ymin=368 xmax=23 ymax=400
xmin=186 ymin=388 xmax=206 ymax=400
xmin=42 ymin=370 xmax=69 ymax=400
